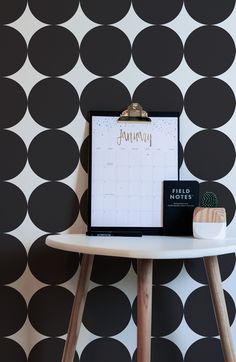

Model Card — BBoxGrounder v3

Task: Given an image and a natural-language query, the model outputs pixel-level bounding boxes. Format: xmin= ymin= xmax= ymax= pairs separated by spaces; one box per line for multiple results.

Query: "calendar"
xmin=87 ymin=111 xmax=179 ymax=235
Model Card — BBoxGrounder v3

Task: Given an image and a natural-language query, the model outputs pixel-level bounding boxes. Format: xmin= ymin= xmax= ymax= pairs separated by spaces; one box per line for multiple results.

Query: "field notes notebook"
xmin=87 ymin=109 xmax=179 ymax=235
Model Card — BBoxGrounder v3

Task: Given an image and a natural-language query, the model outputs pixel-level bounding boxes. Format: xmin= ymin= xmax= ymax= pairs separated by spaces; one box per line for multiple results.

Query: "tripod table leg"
xmin=137 ymin=259 xmax=153 ymax=362
xmin=204 ymin=256 xmax=235 ymax=362
xmin=62 ymin=254 xmax=94 ymax=362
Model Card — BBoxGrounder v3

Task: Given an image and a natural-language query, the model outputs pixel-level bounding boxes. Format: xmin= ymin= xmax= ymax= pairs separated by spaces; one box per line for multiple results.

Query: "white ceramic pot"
xmin=192 ymin=207 xmax=226 ymax=240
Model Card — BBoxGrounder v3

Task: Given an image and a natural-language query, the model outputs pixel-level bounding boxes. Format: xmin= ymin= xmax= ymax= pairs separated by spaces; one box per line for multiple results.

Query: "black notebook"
xmin=163 ymin=180 xmax=199 ymax=236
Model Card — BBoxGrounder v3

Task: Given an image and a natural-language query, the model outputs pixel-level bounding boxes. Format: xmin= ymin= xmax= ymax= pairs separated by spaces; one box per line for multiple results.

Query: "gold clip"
xmin=117 ymin=103 xmax=151 ymax=123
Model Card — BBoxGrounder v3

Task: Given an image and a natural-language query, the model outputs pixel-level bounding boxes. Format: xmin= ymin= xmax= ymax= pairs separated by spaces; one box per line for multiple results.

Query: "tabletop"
xmin=46 ymin=234 xmax=236 ymax=259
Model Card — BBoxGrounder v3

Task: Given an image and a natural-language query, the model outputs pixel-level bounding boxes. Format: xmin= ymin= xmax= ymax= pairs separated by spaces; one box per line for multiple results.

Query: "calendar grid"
xmin=89 ymin=113 xmax=179 ymax=231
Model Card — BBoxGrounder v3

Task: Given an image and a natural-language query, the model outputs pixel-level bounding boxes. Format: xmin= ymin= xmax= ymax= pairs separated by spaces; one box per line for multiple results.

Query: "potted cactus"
xmin=192 ymin=191 xmax=226 ymax=239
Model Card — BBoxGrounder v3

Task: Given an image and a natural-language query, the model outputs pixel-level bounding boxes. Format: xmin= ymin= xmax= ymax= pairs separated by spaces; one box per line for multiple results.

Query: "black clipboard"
xmin=87 ymin=110 xmax=179 ymax=236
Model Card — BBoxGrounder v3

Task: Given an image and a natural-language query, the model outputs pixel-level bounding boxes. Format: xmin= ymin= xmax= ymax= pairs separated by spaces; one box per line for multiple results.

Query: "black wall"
xmin=0 ymin=1 xmax=236 ymax=361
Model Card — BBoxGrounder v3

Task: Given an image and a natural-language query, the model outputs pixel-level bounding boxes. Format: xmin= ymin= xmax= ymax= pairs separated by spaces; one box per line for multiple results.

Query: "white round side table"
xmin=46 ymin=234 xmax=236 ymax=362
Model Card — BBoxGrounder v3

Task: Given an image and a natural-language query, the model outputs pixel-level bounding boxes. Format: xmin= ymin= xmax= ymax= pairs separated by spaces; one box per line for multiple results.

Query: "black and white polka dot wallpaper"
xmin=0 ymin=1 xmax=236 ymax=361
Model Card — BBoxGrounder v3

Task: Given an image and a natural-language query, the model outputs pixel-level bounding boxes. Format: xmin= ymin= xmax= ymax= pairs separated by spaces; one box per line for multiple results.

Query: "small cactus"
xmin=200 ymin=191 xmax=218 ymax=208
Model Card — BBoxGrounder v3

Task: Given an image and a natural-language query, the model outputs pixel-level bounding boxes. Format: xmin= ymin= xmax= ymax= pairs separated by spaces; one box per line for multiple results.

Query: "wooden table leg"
xmin=204 ymin=256 xmax=235 ymax=362
xmin=62 ymin=254 xmax=94 ymax=362
xmin=137 ymin=259 xmax=153 ymax=362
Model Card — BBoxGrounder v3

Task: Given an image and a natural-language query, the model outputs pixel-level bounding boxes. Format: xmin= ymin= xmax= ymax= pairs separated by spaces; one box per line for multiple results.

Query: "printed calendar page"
xmin=89 ymin=112 xmax=179 ymax=231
